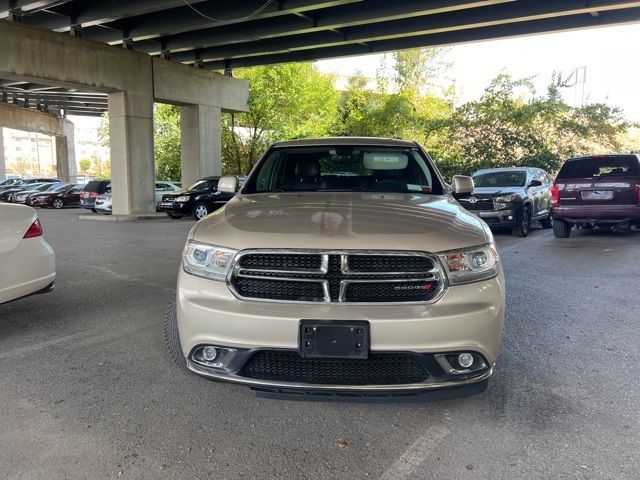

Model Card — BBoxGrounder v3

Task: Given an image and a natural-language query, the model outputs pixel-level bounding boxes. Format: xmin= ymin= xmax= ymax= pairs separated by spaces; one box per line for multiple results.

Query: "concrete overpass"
xmin=1 ymin=0 xmax=640 ymax=215
xmin=0 ymin=102 xmax=76 ymax=182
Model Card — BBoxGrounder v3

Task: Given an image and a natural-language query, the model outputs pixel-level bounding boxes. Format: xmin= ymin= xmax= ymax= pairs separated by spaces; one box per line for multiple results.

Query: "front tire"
xmin=164 ymin=295 xmax=189 ymax=373
xmin=52 ymin=198 xmax=64 ymax=209
xmin=193 ymin=202 xmax=209 ymax=220
xmin=553 ymin=219 xmax=572 ymax=238
xmin=512 ymin=207 xmax=531 ymax=237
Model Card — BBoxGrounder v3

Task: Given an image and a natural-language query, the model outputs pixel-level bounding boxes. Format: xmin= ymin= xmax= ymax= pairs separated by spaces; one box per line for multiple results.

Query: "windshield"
xmin=52 ymin=184 xmax=72 ymax=192
xmin=188 ymin=179 xmax=217 ymax=191
xmin=473 ymin=171 xmax=527 ymax=187
xmin=43 ymin=183 xmax=62 ymax=191
xmin=243 ymin=146 xmax=442 ymax=194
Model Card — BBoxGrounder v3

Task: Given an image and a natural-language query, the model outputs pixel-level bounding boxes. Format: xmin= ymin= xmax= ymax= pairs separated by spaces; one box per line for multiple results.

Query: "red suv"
xmin=551 ymin=154 xmax=640 ymax=238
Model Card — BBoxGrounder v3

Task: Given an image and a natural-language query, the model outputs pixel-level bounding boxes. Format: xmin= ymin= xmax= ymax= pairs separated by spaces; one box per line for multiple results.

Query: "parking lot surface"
xmin=1 ymin=209 xmax=639 ymax=479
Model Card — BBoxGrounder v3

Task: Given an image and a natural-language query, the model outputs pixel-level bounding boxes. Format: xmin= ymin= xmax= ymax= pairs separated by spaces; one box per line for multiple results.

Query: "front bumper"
xmin=176 ymin=267 xmax=505 ymax=391
xmin=187 ymin=356 xmax=492 ymax=395
xmin=157 ymin=201 xmax=191 ymax=214
xmin=471 ymin=209 xmax=518 ymax=227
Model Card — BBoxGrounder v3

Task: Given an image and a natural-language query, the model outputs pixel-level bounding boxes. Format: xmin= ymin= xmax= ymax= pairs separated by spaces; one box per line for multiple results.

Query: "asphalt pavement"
xmin=1 ymin=208 xmax=638 ymax=479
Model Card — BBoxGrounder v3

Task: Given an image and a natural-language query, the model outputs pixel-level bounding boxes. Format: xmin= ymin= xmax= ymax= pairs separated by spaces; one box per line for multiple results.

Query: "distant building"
xmin=2 ymin=116 xmax=109 ymax=179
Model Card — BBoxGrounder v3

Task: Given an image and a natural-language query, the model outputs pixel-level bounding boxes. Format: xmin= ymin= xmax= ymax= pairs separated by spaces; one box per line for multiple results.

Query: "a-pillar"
xmin=0 ymin=128 xmax=5 ymax=179
xmin=108 ymin=91 xmax=155 ymax=215
xmin=180 ymin=104 xmax=222 ymax=189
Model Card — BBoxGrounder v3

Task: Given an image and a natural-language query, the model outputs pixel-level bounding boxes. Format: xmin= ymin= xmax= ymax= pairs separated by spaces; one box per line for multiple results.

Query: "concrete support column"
xmin=54 ymin=128 xmax=76 ymax=182
xmin=0 ymin=128 xmax=5 ymax=179
xmin=108 ymin=91 xmax=155 ymax=215
xmin=180 ymin=104 xmax=221 ymax=188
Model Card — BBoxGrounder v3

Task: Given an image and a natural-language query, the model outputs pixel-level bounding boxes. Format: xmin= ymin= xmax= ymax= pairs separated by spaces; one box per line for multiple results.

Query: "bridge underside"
xmin=1 ymin=0 xmax=639 ymax=215
xmin=2 ymin=1 xmax=640 ymax=116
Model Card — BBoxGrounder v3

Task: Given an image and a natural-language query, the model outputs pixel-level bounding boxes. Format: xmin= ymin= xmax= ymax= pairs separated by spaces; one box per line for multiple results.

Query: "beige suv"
xmin=165 ymin=138 xmax=505 ymax=400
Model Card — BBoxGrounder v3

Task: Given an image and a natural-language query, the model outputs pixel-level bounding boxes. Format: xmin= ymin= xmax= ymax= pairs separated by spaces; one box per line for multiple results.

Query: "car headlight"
xmin=437 ymin=244 xmax=499 ymax=285
xmin=493 ymin=194 xmax=520 ymax=203
xmin=182 ymin=240 xmax=238 ymax=281
xmin=175 ymin=195 xmax=190 ymax=202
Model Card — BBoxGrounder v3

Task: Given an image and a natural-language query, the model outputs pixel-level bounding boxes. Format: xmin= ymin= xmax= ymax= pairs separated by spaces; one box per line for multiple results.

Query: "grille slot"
xmin=238 ymin=253 xmax=322 ymax=271
xmin=459 ymin=198 xmax=494 ymax=211
xmin=343 ymin=280 xmax=440 ymax=303
xmin=229 ymin=250 xmax=443 ymax=303
xmin=240 ymin=351 xmax=429 ymax=385
xmin=233 ymin=277 xmax=325 ymax=302
xmin=346 ymin=255 xmax=433 ymax=273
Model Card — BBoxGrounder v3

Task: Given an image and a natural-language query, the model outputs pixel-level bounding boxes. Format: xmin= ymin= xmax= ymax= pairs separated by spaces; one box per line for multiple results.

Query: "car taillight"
xmin=550 ymin=184 xmax=560 ymax=206
xmin=23 ymin=219 xmax=43 ymax=238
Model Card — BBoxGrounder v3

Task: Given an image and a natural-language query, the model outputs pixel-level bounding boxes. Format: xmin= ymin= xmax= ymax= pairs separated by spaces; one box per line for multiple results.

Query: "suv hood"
xmin=192 ymin=192 xmax=488 ymax=252
xmin=472 ymin=186 xmax=522 ymax=196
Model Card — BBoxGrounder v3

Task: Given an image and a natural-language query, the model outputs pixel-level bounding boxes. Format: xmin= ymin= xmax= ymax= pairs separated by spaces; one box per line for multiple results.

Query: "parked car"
xmin=0 ymin=178 xmax=21 ymax=189
xmin=80 ymin=179 xmax=110 ymax=212
xmin=455 ymin=167 xmax=553 ymax=237
xmin=11 ymin=182 xmax=66 ymax=205
xmin=0 ymin=178 xmax=60 ymax=193
xmin=551 ymin=154 xmax=640 ymax=238
xmin=0 ymin=203 xmax=55 ymax=304
xmin=0 ymin=181 xmax=60 ymax=202
xmin=31 ymin=184 xmax=84 ymax=209
xmin=164 ymin=137 xmax=505 ymax=400
xmin=154 ymin=181 xmax=182 ymax=205
xmin=157 ymin=176 xmax=245 ymax=220
xmin=94 ymin=184 xmax=112 ymax=214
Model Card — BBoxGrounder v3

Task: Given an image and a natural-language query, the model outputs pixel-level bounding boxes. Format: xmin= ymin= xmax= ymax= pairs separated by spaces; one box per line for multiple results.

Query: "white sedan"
xmin=0 ymin=203 xmax=56 ymax=304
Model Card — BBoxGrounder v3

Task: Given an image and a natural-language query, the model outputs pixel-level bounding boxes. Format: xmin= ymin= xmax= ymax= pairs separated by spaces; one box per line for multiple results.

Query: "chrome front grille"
xmin=228 ymin=250 xmax=445 ymax=303
xmin=458 ymin=197 xmax=494 ymax=211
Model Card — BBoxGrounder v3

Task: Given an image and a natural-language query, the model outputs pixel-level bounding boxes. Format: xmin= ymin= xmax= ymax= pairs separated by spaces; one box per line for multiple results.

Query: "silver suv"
xmin=165 ymin=138 xmax=505 ymax=400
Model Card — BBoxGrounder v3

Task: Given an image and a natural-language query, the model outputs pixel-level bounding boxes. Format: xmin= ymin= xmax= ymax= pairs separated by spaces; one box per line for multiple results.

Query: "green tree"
xmin=154 ymin=104 xmax=181 ymax=181
xmin=333 ymin=48 xmax=454 ymax=158
xmin=78 ymin=158 xmax=91 ymax=173
xmin=441 ymin=74 xmax=631 ymax=179
xmin=222 ymin=63 xmax=340 ymax=175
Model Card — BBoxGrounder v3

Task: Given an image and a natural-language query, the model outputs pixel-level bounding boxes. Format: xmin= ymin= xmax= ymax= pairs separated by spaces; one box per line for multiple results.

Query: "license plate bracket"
xmin=299 ymin=320 xmax=370 ymax=359
xmin=581 ymin=190 xmax=614 ymax=200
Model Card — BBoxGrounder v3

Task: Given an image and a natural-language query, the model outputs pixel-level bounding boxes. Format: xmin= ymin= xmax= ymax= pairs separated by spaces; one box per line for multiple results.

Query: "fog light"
xmin=458 ymin=353 xmax=474 ymax=368
xmin=202 ymin=346 xmax=217 ymax=361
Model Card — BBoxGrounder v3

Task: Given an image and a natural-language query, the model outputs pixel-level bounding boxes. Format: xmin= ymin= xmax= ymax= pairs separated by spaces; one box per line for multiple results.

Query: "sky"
xmin=316 ymin=22 xmax=640 ymax=121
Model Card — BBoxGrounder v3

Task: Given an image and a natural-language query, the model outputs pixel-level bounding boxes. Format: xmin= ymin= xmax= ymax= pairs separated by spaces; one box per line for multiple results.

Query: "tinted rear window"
xmin=558 ymin=156 xmax=640 ymax=179
xmin=83 ymin=180 xmax=109 ymax=192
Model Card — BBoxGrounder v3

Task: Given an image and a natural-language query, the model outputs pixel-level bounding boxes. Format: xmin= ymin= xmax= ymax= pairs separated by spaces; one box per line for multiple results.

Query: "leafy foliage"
xmin=98 ymin=50 xmax=638 ymax=183
xmin=154 ymin=104 xmax=181 ymax=181
xmin=222 ymin=63 xmax=340 ymax=175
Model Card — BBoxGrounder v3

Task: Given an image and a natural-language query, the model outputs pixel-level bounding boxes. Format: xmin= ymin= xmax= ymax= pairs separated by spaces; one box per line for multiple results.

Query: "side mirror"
xmin=452 ymin=175 xmax=475 ymax=195
xmin=529 ymin=179 xmax=543 ymax=187
xmin=218 ymin=175 xmax=239 ymax=194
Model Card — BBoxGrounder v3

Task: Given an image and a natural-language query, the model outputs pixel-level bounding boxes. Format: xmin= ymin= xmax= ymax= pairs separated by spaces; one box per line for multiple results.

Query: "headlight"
xmin=175 ymin=195 xmax=190 ymax=202
xmin=437 ymin=244 xmax=499 ymax=285
xmin=182 ymin=240 xmax=237 ymax=281
xmin=493 ymin=194 xmax=520 ymax=203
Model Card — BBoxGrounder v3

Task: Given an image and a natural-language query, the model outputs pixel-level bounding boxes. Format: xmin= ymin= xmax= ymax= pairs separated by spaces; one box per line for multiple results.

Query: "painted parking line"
xmin=379 ymin=424 xmax=450 ymax=480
